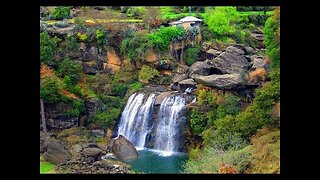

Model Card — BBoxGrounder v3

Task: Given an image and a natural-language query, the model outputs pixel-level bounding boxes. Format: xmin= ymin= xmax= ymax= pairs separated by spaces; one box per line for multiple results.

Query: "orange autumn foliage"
xmin=81 ymin=77 xmax=88 ymax=97
xmin=60 ymin=89 xmax=79 ymax=100
xmin=218 ymin=163 xmax=238 ymax=174
xmin=248 ymin=68 xmax=266 ymax=83
xmin=40 ymin=64 xmax=55 ymax=78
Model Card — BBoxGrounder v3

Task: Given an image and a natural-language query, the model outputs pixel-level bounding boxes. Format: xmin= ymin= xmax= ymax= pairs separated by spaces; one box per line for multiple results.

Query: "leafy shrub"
xmin=127 ymin=7 xmax=146 ymax=18
xmin=183 ymin=145 xmax=250 ymax=173
xmin=204 ymin=7 xmax=237 ymax=40
xmin=244 ymin=29 xmax=256 ymax=48
xmin=51 ymin=7 xmax=70 ymax=20
xmin=197 ymin=89 xmax=216 ymax=107
xmin=216 ymin=94 xmax=242 ymax=119
xmin=244 ymin=128 xmax=280 ymax=173
xmin=189 ymin=108 xmax=207 ymax=135
xmin=138 ymin=65 xmax=159 ymax=83
xmin=65 ymin=99 xmax=85 ymax=116
xmin=231 ymin=30 xmax=246 ymax=44
xmin=58 ymin=58 xmax=82 ymax=84
xmin=112 ymin=83 xmax=128 ymax=97
xmin=95 ymin=29 xmax=106 ymax=45
xmin=40 ymin=32 xmax=60 ymax=64
xmin=63 ymin=76 xmax=85 ymax=98
xmin=248 ymin=14 xmax=268 ymax=26
xmin=77 ymin=32 xmax=88 ymax=42
xmin=130 ymin=82 xmax=144 ymax=93
xmin=189 ymin=147 xmax=201 ymax=160
xmin=248 ymin=23 xmax=255 ymax=31
xmin=93 ymin=108 xmax=121 ymax=127
xmin=40 ymin=76 xmax=64 ymax=103
xmin=65 ymin=35 xmax=79 ymax=51
xmin=147 ymin=26 xmax=186 ymax=53
xmin=184 ymin=45 xmax=201 ymax=66
xmin=120 ymin=32 xmax=150 ymax=63
xmin=264 ymin=7 xmax=280 ymax=70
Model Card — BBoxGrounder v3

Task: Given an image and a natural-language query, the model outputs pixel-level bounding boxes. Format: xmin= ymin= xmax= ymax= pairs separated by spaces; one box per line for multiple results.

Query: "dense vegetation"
xmin=184 ymin=7 xmax=280 ymax=173
xmin=40 ymin=6 xmax=279 ymax=174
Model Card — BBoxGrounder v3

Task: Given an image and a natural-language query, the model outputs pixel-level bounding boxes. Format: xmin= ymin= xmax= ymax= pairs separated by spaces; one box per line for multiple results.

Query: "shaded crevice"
xmin=207 ymin=67 xmax=225 ymax=75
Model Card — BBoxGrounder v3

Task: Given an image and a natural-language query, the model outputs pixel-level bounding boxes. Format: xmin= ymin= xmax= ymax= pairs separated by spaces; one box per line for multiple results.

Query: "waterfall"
xmin=153 ymin=95 xmax=186 ymax=155
xmin=117 ymin=93 xmax=155 ymax=149
xmin=117 ymin=92 xmax=187 ymax=156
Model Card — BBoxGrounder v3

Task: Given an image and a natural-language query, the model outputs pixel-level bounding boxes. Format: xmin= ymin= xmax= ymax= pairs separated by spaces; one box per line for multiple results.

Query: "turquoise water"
xmin=126 ymin=149 xmax=188 ymax=174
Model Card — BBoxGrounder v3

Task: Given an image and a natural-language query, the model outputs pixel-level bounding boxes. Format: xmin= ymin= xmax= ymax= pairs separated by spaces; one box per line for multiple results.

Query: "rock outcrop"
xmin=188 ymin=61 xmax=215 ymax=78
xmin=106 ymin=47 xmax=122 ymax=73
xmin=43 ymin=138 xmax=72 ymax=165
xmin=108 ymin=135 xmax=138 ymax=161
xmin=206 ymin=46 xmax=249 ymax=74
xmin=195 ymin=74 xmax=244 ymax=89
xmin=206 ymin=49 xmax=222 ymax=60
xmin=154 ymin=91 xmax=173 ymax=105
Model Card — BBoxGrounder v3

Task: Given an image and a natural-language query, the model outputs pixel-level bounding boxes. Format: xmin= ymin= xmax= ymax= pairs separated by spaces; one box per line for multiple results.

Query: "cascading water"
xmin=133 ymin=94 xmax=156 ymax=148
xmin=153 ymin=95 xmax=186 ymax=155
xmin=117 ymin=93 xmax=155 ymax=149
xmin=117 ymin=92 xmax=189 ymax=173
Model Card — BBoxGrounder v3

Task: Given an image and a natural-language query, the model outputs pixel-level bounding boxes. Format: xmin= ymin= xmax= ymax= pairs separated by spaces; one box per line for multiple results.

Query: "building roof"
xmin=178 ymin=16 xmax=203 ymax=22
xmin=169 ymin=21 xmax=182 ymax=25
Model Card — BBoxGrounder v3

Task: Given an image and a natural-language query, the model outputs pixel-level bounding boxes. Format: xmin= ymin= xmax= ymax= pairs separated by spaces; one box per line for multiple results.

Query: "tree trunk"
xmin=40 ymin=98 xmax=47 ymax=136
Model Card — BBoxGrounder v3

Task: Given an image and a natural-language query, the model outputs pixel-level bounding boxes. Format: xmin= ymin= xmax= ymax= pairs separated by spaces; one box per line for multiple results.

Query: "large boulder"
xmin=108 ymin=135 xmax=138 ymax=161
xmin=82 ymin=147 xmax=102 ymax=157
xmin=208 ymin=48 xmax=249 ymax=74
xmin=43 ymin=138 xmax=71 ymax=165
xmin=225 ymin=46 xmax=245 ymax=56
xmin=195 ymin=74 xmax=244 ymax=89
xmin=178 ymin=79 xmax=197 ymax=92
xmin=188 ymin=61 xmax=214 ymax=78
xmin=171 ymin=78 xmax=197 ymax=92
xmin=245 ymin=46 xmax=254 ymax=55
xmin=206 ymin=49 xmax=222 ymax=60
xmin=172 ymin=73 xmax=188 ymax=83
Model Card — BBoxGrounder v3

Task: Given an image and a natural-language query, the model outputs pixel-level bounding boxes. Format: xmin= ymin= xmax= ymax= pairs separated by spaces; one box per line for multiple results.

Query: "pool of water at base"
xmin=126 ymin=148 xmax=188 ymax=174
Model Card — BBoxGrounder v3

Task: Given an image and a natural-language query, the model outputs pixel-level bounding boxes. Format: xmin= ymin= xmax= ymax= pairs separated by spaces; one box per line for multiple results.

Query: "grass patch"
xmin=40 ymin=156 xmax=56 ymax=174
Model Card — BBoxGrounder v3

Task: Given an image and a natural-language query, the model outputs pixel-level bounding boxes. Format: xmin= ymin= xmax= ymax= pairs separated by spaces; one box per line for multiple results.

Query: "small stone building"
xmin=169 ymin=16 xmax=203 ymax=29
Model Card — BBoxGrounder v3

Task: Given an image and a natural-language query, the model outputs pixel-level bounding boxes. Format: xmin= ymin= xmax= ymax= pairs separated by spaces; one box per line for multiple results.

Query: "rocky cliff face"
xmin=170 ymin=43 xmax=267 ymax=92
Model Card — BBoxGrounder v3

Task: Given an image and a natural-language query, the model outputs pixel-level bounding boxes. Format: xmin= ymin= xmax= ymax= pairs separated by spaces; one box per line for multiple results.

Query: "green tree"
xmin=40 ymin=32 xmax=59 ymax=64
xmin=185 ymin=45 xmax=201 ymax=66
xmin=51 ymin=6 xmax=71 ymax=20
xmin=204 ymin=7 xmax=237 ymax=39
xmin=147 ymin=26 xmax=186 ymax=53
xmin=264 ymin=7 xmax=280 ymax=70
xmin=40 ymin=76 xmax=63 ymax=103
xmin=58 ymin=58 xmax=82 ymax=84
xmin=189 ymin=108 xmax=208 ymax=135
xmin=216 ymin=94 xmax=242 ymax=119
xmin=138 ymin=65 xmax=159 ymax=83
xmin=120 ymin=32 xmax=150 ymax=64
